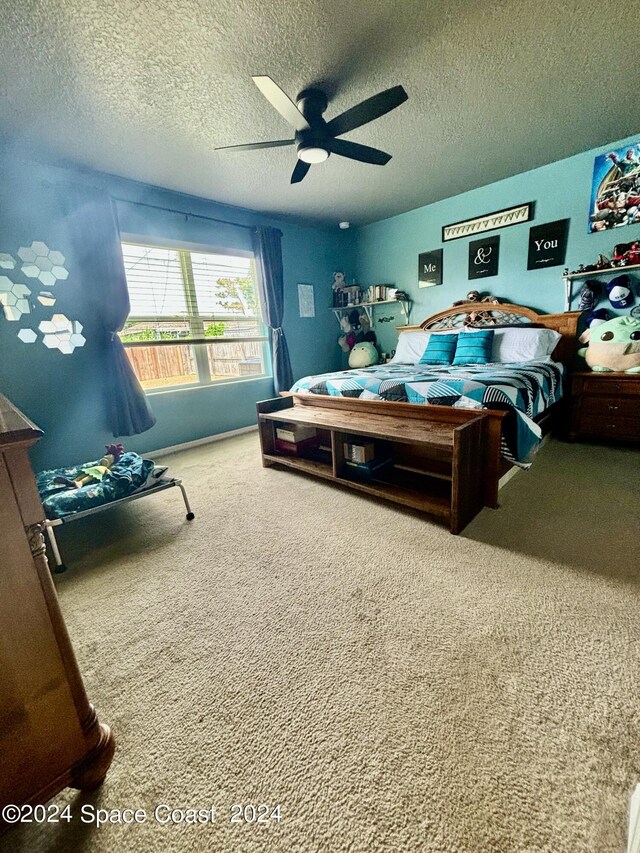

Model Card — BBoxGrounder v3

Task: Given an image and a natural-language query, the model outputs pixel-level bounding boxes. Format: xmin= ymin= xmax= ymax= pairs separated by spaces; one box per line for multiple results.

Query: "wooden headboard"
xmin=400 ymin=302 xmax=581 ymax=363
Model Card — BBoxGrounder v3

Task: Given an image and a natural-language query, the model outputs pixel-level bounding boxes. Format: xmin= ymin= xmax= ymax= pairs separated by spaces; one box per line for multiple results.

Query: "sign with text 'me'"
xmin=418 ymin=249 xmax=443 ymax=287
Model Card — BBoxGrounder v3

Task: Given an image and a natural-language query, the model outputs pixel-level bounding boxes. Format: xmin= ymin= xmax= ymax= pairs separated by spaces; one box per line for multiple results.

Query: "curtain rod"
xmin=112 ymin=197 xmax=257 ymax=231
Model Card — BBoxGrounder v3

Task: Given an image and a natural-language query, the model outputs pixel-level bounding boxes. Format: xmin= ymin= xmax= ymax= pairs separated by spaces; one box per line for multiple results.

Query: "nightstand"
xmin=569 ymin=372 xmax=640 ymax=443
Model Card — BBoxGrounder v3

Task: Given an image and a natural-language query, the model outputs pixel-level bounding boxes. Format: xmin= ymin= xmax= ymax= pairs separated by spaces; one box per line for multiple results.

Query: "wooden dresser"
xmin=569 ymin=372 xmax=640 ymax=443
xmin=0 ymin=395 xmax=114 ymax=823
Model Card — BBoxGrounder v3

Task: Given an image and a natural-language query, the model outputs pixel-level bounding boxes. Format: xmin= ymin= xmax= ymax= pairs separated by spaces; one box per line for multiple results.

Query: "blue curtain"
xmin=61 ymin=184 xmax=156 ymax=436
xmin=252 ymin=225 xmax=293 ymax=394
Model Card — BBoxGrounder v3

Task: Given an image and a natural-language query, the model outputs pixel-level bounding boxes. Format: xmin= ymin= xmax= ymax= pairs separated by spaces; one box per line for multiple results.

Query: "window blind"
xmin=123 ymin=244 xmax=186 ymax=319
xmin=121 ymin=243 xmax=263 ymax=343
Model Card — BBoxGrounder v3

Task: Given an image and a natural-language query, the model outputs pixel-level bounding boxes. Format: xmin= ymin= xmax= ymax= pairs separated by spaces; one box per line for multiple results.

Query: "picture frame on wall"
xmin=418 ymin=249 xmax=443 ymax=288
xmin=527 ymin=219 xmax=570 ymax=270
xmin=588 ymin=142 xmax=640 ymax=233
xmin=468 ymin=236 xmax=500 ymax=280
xmin=297 ymin=283 xmax=315 ymax=317
xmin=442 ymin=202 xmax=534 ymax=242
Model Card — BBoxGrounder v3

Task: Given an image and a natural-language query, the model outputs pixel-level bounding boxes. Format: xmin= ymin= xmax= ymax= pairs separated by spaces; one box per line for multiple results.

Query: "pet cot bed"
xmin=37 ymin=452 xmax=194 ymax=573
xmin=258 ymin=301 xmax=580 ymax=531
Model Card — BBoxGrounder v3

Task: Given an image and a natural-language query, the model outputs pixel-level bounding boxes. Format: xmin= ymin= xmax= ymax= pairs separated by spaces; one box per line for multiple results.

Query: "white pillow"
xmin=390 ymin=330 xmax=430 ymax=363
xmin=390 ymin=329 xmax=461 ymax=364
xmin=464 ymin=326 xmax=561 ymax=362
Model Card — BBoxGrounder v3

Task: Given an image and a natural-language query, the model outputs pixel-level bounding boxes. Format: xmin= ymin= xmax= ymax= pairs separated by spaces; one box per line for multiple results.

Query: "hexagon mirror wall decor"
xmin=19 ymin=242 xmax=69 ymax=287
xmin=17 ymin=328 xmax=37 ymax=343
xmin=39 ymin=315 xmax=85 ymax=354
xmin=1 ymin=242 xmax=84 ymax=355
xmin=0 ymin=276 xmax=31 ymax=321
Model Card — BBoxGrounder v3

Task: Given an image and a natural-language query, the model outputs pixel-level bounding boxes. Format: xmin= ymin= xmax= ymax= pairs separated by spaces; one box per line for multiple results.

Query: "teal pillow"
xmin=452 ymin=329 xmax=495 ymax=365
xmin=418 ymin=333 xmax=458 ymax=365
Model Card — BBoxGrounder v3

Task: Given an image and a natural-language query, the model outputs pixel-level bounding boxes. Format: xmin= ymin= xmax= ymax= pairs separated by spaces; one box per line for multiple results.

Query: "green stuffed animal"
xmin=348 ymin=341 xmax=379 ymax=368
xmin=578 ymin=315 xmax=640 ymax=373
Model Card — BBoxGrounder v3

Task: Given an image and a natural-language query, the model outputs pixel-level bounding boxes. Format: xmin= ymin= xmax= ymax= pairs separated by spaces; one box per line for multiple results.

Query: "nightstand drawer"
xmin=579 ymin=377 xmax=640 ymax=396
xmin=581 ymin=396 xmax=640 ymax=418
xmin=577 ymin=414 xmax=640 ymax=441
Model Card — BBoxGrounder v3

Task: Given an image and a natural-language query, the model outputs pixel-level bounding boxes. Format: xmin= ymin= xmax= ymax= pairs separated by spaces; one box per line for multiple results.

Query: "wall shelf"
xmin=562 ymin=263 xmax=640 ymax=311
xmin=331 ymin=298 xmax=411 ymax=326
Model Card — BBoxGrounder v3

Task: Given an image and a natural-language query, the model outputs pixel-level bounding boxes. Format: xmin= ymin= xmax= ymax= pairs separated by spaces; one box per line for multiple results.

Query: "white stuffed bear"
xmin=332 ymin=272 xmax=346 ymax=291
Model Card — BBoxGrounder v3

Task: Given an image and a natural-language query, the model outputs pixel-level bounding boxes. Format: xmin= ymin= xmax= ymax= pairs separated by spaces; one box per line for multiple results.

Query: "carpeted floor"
xmin=6 ymin=434 xmax=640 ymax=853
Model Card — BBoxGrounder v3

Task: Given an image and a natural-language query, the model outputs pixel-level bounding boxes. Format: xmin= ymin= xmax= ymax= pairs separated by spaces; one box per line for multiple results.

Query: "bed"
xmin=291 ymin=360 xmax=564 ymax=467
xmin=258 ymin=302 xmax=581 ymax=527
xmin=291 ymin=302 xmax=580 ymax=467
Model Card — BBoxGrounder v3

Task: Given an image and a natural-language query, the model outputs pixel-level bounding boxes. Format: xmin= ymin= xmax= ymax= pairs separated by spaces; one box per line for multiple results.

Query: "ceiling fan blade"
xmin=325 ymin=85 xmax=407 ymax=137
xmin=290 ymin=160 xmax=311 ymax=184
xmin=324 ymin=137 xmax=391 ymax=165
xmin=215 ymin=139 xmax=294 ymax=152
xmin=252 ymin=76 xmax=310 ymax=132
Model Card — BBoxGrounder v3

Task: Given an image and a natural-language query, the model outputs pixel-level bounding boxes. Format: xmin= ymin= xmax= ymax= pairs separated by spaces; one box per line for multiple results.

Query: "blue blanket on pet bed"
xmin=37 ymin=452 xmax=155 ymax=520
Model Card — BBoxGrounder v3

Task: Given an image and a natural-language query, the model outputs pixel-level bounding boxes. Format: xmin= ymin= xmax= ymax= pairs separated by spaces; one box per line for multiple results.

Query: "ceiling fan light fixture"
xmin=297 ymin=145 xmax=329 ymax=164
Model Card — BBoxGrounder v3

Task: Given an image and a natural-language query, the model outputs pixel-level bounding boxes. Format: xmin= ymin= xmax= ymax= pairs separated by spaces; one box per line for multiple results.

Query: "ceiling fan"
xmin=215 ymin=76 xmax=408 ymax=184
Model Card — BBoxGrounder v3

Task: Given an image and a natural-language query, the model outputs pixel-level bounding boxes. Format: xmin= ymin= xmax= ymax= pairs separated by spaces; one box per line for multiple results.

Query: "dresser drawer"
xmin=577 ymin=413 xmax=640 ymax=441
xmin=581 ymin=395 xmax=640 ymax=418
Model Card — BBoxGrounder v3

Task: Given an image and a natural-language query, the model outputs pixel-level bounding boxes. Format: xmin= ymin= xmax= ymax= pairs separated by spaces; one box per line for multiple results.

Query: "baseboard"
xmin=149 ymin=425 xmax=258 ymax=458
xmin=498 ymin=433 xmax=551 ymax=491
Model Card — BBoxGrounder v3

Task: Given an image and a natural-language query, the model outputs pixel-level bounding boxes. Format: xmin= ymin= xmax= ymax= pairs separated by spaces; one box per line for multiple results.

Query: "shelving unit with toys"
xmin=562 ymin=240 xmax=640 ymax=311
xmin=562 ymin=263 xmax=640 ymax=311
xmin=330 ymin=297 xmax=411 ymax=327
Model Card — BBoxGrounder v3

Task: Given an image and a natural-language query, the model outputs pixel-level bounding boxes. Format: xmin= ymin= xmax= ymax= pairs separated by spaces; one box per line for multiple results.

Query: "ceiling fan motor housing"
xmin=295 ymin=91 xmax=331 ymax=162
xmin=295 ymin=88 xmax=328 ymax=122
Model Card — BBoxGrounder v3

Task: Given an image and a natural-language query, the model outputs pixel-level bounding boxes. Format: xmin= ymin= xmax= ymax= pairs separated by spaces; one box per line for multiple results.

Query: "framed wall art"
xmin=297 ymin=283 xmax=315 ymax=317
xmin=418 ymin=249 xmax=443 ymax=287
xmin=588 ymin=142 xmax=640 ymax=233
xmin=527 ymin=219 xmax=569 ymax=270
xmin=468 ymin=236 xmax=500 ymax=280
xmin=443 ymin=202 xmax=534 ymax=242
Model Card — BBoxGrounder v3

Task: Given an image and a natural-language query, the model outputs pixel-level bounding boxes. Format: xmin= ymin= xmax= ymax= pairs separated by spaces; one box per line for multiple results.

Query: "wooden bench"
xmin=257 ymin=395 xmax=506 ymax=534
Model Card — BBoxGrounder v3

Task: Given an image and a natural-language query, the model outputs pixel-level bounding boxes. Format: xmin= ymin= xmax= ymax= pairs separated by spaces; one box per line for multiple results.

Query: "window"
xmin=120 ymin=242 xmax=269 ymax=391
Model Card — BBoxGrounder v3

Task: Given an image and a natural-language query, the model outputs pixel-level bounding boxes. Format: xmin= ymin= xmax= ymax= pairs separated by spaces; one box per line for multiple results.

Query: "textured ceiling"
xmin=0 ymin=0 xmax=638 ymax=226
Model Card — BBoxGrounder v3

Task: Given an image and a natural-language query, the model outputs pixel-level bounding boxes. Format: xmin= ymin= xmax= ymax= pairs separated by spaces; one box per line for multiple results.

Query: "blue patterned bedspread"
xmin=291 ymin=361 xmax=564 ymax=466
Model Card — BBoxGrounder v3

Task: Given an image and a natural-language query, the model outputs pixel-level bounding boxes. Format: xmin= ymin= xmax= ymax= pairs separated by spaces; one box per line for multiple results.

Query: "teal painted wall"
xmin=353 ymin=133 xmax=640 ymax=354
xmin=0 ymin=153 xmax=352 ymax=468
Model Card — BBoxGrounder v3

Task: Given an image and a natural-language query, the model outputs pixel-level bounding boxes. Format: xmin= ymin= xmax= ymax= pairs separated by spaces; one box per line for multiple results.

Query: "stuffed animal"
xmin=578 ymin=315 xmax=640 ymax=373
xmin=453 ymin=290 xmax=481 ymax=307
xmin=332 ymin=272 xmax=346 ymax=291
xmin=338 ymin=310 xmax=377 ymax=353
xmin=336 ymin=315 xmax=351 ymax=352
xmin=53 ymin=443 xmax=125 ymax=489
xmin=348 ymin=341 xmax=379 ymax=368
xmin=463 ymin=295 xmax=500 ymax=326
